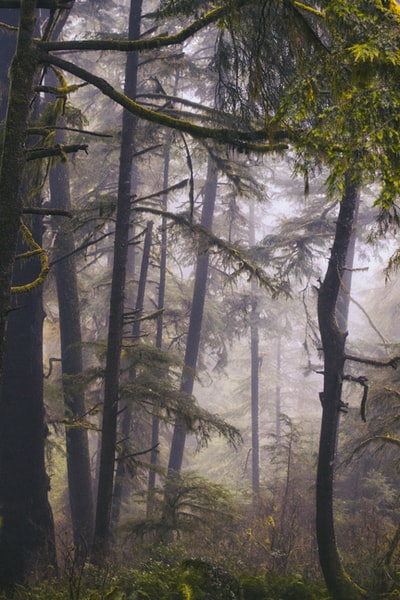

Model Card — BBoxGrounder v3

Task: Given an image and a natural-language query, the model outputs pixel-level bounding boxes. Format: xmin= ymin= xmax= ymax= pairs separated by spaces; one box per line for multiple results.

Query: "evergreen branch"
xmin=38 ymin=52 xmax=288 ymax=152
xmin=38 ymin=1 xmax=251 ymax=52
xmin=133 ymin=206 xmax=286 ymax=294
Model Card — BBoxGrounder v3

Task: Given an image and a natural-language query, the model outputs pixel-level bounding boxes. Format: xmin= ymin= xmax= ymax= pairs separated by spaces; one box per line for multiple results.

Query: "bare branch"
xmin=25 ymin=143 xmax=88 ymax=161
xmin=345 ymin=353 xmax=400 ymax=369
xmin=23 ymin=207 xmax=72 ymax=218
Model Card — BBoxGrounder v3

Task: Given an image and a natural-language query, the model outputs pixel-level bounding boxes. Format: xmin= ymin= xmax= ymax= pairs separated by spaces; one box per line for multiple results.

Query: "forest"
xmin=1 ymin=0 xmax=400 ymax=599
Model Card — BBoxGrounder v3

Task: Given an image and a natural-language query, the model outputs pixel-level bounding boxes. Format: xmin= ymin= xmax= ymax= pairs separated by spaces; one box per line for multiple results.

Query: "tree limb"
xmin=345 ymin=353 xmax=400 ymax=369
xmin=25 ymin=143 xmax=88 ymax=161
xmin=38 ymin=52 xmax=288 ymax=152
xmin=38 ymin=1 xmax=252 ymax=52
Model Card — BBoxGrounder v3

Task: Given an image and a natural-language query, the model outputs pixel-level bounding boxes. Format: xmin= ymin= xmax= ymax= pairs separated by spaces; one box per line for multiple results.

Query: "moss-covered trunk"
xmin=0 ymin=0 xmax=38 ymax=374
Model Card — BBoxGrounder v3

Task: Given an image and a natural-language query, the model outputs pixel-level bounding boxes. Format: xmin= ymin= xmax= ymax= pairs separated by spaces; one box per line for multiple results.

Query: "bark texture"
xmin=316 ymin=174 xmax=363 ymax=600
xmin=0 ymin=217 xmax=56 ymax=590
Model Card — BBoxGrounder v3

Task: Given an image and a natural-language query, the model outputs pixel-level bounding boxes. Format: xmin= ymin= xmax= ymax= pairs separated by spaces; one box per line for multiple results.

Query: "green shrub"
xmin=179 ymin=559 xmax=240 ymax=600
xmin=239 ymin=575 xmax=268 ymax=600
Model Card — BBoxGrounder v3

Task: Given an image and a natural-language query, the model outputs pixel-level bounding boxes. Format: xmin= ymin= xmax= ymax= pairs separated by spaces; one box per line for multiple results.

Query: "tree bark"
xmin=50 ymin=134 xmax=94 ymax=556
xmin=0 ymin=216 xmax=56 ymax=590
xmin=0 ymin=9 xmax=18 ymax=122
xmin=92 ymin=0 xmax=143 ymax=560
xmin=0 ymin=0 xmax=38 ymax=374
xmin=167 ymin=158 xmax=218 ymax=475
xmin=316 ymin=173 xmax=363 ymax=600
xmin=0 ymin=3 xmax=57 ymax=591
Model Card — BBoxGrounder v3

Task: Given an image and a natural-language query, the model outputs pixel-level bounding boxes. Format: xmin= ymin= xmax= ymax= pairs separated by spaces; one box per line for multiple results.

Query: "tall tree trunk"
xmin=316 ymin=173 xmax=363 ymax=600
xmin=0 ymin=4 xmax=57 ymax=590
xmin=0 ymin=0 xmax=38 ymax=374
xmin=0 ymin=10 xmax=18 ymax=123
xmin=147 ymin=136 xmax=171 ymax=516
xmin=92 ymin=0 xmax=143 ymax=560
xmin=0 ymin=215 xmax=57 ymax=589
xmin=112 ymin=221 xmax=153 ymax=525
xmin=249 ymin=204 xmax=260 ymax=496
xmin=167 ymin=158 xmax=218 ymax=475
xmin=275 ymin=335 xmax=281 ymax=443
xmin=50 ymin=133 xmax=94 ymax=556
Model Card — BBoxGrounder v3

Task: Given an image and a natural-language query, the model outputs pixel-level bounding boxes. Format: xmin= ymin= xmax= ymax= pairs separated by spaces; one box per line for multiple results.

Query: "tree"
xmin=92 ymin=0 xmax=143 ymax=561
xmin=167 ymin=157 xmax=218 ymax=476
xmin=50 ymin=129 xmax=95 ymax=557
xmin=0 ymin=3 xmax=58 ymax=589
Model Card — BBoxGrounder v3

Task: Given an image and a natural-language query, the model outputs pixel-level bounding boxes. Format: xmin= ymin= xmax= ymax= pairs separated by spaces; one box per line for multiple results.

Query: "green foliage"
xmin=266 ymin=574 xmax=332 ymax=599
xmin=179 ymin=559 xmax=240 ymax=600
xmin=0 ymin=569 xmax=331 ymax=600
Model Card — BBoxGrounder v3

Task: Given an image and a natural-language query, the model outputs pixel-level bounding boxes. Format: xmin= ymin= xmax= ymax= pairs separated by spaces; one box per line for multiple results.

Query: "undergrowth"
xmin=0 ymin=560 xmax=332 ymax=600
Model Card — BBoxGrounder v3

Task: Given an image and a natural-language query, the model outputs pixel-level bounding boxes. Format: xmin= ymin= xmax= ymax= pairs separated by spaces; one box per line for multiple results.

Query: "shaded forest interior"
xmin=1 ymin=1 xmax=400 ymax=599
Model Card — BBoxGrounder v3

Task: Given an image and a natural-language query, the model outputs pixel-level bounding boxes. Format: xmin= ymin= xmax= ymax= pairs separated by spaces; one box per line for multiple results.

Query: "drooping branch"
xmin=38 ymin=52 xmax=288 ymax=152
xmin=133 ymin=205 xmax=287 ymax=294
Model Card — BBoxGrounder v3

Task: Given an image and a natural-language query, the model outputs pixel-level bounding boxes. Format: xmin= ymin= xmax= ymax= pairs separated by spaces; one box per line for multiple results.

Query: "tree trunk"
xmin=0 ymin=216 xmax=56 ymax=590
xmin=50 ymin=134 xmax=94 ymax=556
xmin=249 ymin=204 xmax=260 ymax=496
xmin=316 ymin=173 xmax=363 ymax=600
xmin=0 ymin=0 xmax=38 ymax=374
xmin=167 ymin=158 xmax=218 ymax=475
xmin=112 ymin=221 xmax=153 ymax=524
xmin=92 ymin=0 xmax=143 ymax=560
xmin=275 ymin=335 xmax=281 ymax=443
xmin=147 ymin=136 xmax=171 ymax=516
xmin=0 ymin=3 xmax=57 ymax=590
xmin=0 ymin=10 xmax=18 ymax=122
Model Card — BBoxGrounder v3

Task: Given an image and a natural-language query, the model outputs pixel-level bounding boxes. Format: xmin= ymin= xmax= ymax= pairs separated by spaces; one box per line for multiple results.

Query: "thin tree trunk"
xmin=92 ymin=0 xmax=143 ymax=560
xmin=249 ymin=204 xmax=260 ymax=496
xmin=167 ymin=158 xmax=218 ymax=475
xmin=275 ymin=335 xmax=281 ymax=443
xmin=50 ymin=133 xmax=94 ymax=556
xmin=112 ymin=221 xmax=153 ymax=524
xmin=147 ymin=136 xmax=171 ymax=516
xmin=316 ymin=173 xmax=363 ymax=600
